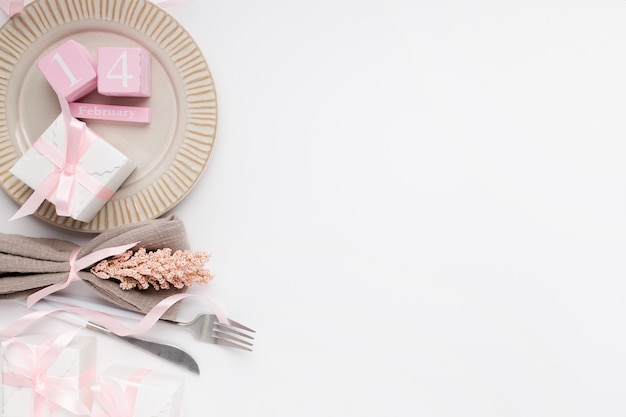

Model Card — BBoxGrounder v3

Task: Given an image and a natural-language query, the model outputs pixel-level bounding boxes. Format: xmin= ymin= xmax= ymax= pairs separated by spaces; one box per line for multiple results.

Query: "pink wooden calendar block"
xmin=97 ymin=47 xmax=151 ymax=97
xmin=38 ymin=40 xmax=97 ymax=102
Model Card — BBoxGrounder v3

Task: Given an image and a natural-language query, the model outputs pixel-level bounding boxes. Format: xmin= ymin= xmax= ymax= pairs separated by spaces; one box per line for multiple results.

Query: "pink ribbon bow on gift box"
xmin=0 ymin=0 xmax=23 ymax=17
xmin=11 ymin=95 xmax=116 ymax=221
xmin=91 ymin=369 xmax=152 ymax=417
xmin=2 ymin=330 xmax=93 ymax=417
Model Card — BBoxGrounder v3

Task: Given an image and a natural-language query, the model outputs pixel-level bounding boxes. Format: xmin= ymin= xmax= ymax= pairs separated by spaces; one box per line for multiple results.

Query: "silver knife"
xmin=18 ymin=299 xmax=200 ymax=374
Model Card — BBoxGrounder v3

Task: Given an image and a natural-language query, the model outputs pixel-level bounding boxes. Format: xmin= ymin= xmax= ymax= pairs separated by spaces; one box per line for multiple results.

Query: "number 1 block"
xmin=38 ymin=40 xmax=97 ymax=102
xmin=97 ymin=47 xmax=151 ymax=97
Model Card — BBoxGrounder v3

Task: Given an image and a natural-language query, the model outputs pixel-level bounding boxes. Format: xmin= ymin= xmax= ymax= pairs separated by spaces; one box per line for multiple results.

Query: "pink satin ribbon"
xmin=11 ymin=94 xmax=115 ymax=221
xmin=2 ymin=329 xmax=93 ymax=416
xmin=0 ymin=292 xmax=228 ymax=340
xmin=91 ymin=368 xmax=151 ymax=417
xmin=26 ymin=241 xmax=140 ymax=307
xmin=0 ymin=0 xmax=23 ymax=17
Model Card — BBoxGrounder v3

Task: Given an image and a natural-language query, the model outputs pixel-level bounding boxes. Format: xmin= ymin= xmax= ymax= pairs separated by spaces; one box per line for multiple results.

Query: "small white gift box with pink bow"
xmin=90 ymin=365 xmax=184 ymax=417
xmin=10 ymin=113 xmax=135 ymax=222
xmin=1 ymin=333 xmax=96 ymax=417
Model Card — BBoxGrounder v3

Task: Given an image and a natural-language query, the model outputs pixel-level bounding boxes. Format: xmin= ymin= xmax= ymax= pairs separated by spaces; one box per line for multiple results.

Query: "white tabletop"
xmin=1 ymin=0 xmax=626 ymax=415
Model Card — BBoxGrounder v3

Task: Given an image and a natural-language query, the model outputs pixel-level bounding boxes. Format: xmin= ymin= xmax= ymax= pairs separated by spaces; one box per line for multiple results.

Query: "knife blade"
xmin=83 ymin=320 xmax=200 ymax=374
xmin=18 ymin=299 xmax=200 ymax=374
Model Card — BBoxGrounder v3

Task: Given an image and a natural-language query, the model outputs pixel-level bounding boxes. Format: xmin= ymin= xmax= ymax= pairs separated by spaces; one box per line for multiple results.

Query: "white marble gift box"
xmin=10 ymin=113 xmax=135 ymax=222
xmin=1 ymin=334 xmax=97 ymax=417
xmin=90 ymin=365 xmax=184 ymax=417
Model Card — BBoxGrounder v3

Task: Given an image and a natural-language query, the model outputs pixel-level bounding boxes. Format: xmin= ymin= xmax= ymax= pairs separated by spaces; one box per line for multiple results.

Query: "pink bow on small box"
xmin=1 ymin=331 xmax=96 ymax=417
xmin=91 ymin=366 xmax=184 ymax=417
xmin=91 ymin=369 xmax=151 ymax=417
xmin=10 ymin=100 xmax=136 ymax=222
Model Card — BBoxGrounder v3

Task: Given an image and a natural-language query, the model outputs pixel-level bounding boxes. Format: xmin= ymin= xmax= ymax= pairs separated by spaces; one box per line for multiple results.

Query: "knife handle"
xmin=14 ymin=299 xmax=90 ymax=329
xmin=42 ymin=299 xmax=121 ymax=337
xmin=22 ymin=300 xmax=150 ymax=344
xmin=45 ymin=294 xmax=144 ymax=321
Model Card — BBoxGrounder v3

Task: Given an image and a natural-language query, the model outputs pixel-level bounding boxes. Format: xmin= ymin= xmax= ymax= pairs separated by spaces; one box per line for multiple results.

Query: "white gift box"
xmin=1 ymin=335 xmax=97 ymax=417
xmin=91 ymin=365 xmax=184 ymax=417
xmin=10 ymin=113 xmax=136 ymax=222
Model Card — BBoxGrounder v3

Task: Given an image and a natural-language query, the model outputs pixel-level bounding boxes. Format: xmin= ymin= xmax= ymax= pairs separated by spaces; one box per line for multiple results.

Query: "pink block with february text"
xmin=38 ymin=40 xmax=97 ymax=102
xmin=97 ymin=47 xmax=151 ymax=97
xmin=69 ymin=102 xmax=151 ymax=124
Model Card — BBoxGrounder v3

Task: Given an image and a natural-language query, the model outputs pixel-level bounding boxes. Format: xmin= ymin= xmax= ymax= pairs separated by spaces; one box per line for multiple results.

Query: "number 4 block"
xmin=38 ymin=40 xmax=97 ymax=102
xmin=97 ymin=47 xmax=151 ymax=97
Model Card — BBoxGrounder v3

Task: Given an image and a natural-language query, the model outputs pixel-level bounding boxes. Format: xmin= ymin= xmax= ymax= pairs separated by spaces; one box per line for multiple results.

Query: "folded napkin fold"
xmin=0 ymin=215 xmax=189 ymax=320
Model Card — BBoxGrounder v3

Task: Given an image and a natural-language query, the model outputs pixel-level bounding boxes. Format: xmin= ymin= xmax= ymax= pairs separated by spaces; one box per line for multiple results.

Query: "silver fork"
xmin=167 ymin=314 xmax=255 ymax=351
xmin=45 ymin=295 xmax=256 ymax=351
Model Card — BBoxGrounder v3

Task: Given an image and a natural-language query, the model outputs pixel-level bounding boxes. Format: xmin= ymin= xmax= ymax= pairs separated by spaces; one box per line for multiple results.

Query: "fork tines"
xmin=214 ymin=320 xmax=255 ymax=351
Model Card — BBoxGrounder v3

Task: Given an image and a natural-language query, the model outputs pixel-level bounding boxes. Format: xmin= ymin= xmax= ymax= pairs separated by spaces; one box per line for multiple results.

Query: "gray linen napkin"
xmin=0 ymin=215 xmax=189 ymax=320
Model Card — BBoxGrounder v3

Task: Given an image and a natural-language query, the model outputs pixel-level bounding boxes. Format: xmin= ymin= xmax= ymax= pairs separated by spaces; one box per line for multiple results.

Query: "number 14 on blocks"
xmin=98 ymin=47 xmax=151 ymax=97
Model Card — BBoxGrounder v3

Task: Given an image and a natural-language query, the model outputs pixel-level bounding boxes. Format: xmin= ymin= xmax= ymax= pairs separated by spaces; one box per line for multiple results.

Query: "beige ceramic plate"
xmin=0 ymin=0 xmax=217 ymax=232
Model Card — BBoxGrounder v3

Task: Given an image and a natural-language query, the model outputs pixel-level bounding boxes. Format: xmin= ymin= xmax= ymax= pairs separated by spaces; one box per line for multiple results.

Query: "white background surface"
xmin=1 ymin=0 xmax=626 ymax=415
